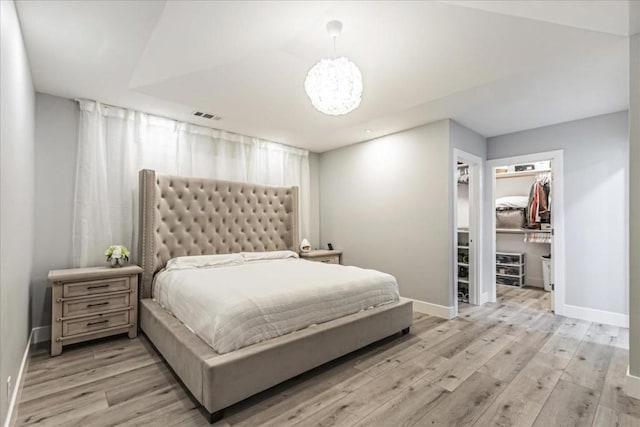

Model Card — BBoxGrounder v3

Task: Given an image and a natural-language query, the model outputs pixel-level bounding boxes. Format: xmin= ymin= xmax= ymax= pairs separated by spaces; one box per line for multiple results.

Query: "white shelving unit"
xmin=457 ymin=229 xmax=470 ymax=303
xmin=495 ymin=168 xmax=552 ymax=179
xmin=496 ymin=252 xmax=525 ymax=287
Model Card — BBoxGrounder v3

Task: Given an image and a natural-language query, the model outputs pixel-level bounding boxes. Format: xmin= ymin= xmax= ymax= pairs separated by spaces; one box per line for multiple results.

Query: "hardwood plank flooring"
xmin=419 ymin=371 xmax=507 ymax=426
xmin=532 ymin=379 xmax=600 ymax=427
xmin=350 ymin=378 xmax=449 ymax=427
xmin=14 ymin=286 xmax=640 ymax=426
xmin=593 ymin=405 xmax=640 ymax=427
xmin=473 ymin=384 xmax=543 ymax=427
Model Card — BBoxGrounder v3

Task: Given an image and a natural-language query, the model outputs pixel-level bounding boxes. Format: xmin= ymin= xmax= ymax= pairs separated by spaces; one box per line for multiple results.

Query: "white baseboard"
xmin=525 ymin=278 xmax=544 ymax=288
xmin=562 ymin=304 xmax=629 ymax=328
xmin=480 ymin=292 xmax=489 ymax=305
xmin=627 ymin=367 xmax=640 ymax=400
xmin=406 ymin=298 xmax=455 ymax=319
xmin=3 ymin=329 xmax=33 ymax=427
xmin=32 ymin=326 xmax=51 ymax=344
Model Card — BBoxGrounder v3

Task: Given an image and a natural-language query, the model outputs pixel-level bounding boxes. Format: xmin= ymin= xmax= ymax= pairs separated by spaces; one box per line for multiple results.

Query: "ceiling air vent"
xmin=193 ymin=111 xmax=221 ymax=120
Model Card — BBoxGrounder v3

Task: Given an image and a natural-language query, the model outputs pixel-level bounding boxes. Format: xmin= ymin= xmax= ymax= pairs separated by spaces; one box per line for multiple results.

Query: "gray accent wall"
xmin=487 ymin=112 xmax=629 ymax=316
xmin=32 ymin=93 xmax=79 ymax=328
xmin=319 ymin=120 xmax=453 ymax=307
xmin=0 ymin=0 xmax=35 ymax=422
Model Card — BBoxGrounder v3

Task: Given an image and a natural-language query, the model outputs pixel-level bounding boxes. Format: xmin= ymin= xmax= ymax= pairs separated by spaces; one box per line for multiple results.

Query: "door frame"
xmin=487 ymin=150 xmax=565 ymax=314
xmin=452 ymin=149 xmax=483 ymax=315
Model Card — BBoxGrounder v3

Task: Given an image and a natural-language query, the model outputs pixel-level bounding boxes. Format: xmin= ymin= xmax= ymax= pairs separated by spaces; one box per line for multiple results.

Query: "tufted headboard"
xmin=138 ymin=169 xmax=299 ymax=298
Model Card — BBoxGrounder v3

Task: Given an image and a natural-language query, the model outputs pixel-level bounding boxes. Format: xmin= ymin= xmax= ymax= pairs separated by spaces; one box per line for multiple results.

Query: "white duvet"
xmin=153 ymin=252 xmax=400 ymax=354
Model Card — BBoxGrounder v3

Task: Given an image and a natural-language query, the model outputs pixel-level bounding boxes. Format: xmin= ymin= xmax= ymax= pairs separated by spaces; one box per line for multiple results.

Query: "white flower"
xmin=112 ymin=247 xmax=122 ymax=259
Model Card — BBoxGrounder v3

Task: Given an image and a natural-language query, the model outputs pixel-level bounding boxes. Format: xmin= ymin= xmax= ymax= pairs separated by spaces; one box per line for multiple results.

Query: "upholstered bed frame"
xmin=137 ymin=169 xmax=413 ymax=423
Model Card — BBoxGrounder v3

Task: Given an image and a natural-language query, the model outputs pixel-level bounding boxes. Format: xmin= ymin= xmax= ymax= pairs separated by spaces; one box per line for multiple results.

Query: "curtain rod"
xmin=74 ymin=98 xmax=196 ymax=124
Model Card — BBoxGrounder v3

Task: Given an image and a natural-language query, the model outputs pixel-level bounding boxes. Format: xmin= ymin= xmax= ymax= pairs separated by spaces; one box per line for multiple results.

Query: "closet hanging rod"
xmin=496 ymin=228 xmax=552 ymax=234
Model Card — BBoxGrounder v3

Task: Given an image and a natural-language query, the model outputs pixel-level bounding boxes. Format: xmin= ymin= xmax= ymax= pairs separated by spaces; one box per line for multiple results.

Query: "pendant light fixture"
xmin=304 ymin=20 xmax=363 ymax=116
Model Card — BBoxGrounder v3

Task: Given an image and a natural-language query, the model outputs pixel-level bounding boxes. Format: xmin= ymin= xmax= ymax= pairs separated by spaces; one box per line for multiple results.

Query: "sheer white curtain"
xmin=73 ymin=100 xmax=310 ymax=266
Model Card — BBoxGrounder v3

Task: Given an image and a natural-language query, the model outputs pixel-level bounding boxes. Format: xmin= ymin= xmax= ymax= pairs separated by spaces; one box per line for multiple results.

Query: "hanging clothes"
xmin=536 ymin=181 xmax=549 ymax=222
xmin=524 ymin=232 xmax=552 ymax=244
xmin=527 ymin=175 xmax=551 ymax=227
xmin=529 ymin=181 xmax=539 ymax=225
xmin=457 ymin=165 xmax=469 ymax=184
xmin=539 ymin=176 xmax=551 ymax=223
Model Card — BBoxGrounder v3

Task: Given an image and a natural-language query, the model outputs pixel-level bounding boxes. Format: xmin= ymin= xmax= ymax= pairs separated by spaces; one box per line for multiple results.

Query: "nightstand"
xmin=300 ymin=249 xmax=342 ymax=265
xmin=48 ymin=265 xmax=142 ymax=356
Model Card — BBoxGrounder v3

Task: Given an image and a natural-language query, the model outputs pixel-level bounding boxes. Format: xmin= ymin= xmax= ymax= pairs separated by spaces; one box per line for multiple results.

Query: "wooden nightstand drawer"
xmin=63 ymin=277 xmax=130 ymax=297
xmin=49 ymin=265 xmax=142 ymax=355
xmin=62 ymin=310 xmax=130 ymax=337
xmin=300 ymin=249 xmax=343 ymax=265
xmin=63 ymin=293 xmax=130 ymax=317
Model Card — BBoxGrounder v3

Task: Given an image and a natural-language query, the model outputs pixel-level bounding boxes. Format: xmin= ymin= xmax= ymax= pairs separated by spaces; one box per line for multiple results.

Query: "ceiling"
xmin=15 ymin=1 xmax=635 ymax=152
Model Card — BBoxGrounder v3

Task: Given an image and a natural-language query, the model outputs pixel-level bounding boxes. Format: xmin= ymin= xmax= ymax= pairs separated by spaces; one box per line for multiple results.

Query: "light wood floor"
xmin=15 ymin=286 xmax=640 ymax=426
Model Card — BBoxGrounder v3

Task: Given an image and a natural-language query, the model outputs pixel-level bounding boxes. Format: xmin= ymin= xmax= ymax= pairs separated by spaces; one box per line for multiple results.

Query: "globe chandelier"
xmin=304 ymin=20 xmax=363 ymax=116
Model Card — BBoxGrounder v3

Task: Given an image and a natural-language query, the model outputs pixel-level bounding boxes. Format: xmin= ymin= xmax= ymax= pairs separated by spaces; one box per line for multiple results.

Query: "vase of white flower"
xmin=105 ymin=245 xmax=130 ymax=268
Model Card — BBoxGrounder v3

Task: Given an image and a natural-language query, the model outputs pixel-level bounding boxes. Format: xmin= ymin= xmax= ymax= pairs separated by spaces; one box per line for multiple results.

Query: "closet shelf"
xmin=497 ymin=228 xmax=552 ymax=234
xmin=456 ymin=228 xmax=471 ymax=298
xmin=495 ymin=168 xmax=551 ymax=179
xmin=496 ymin=272 xmax=525 ymax=279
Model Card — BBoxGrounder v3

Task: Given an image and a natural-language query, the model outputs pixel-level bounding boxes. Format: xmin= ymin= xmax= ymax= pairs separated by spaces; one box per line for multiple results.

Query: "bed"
xmin=137 ymin=169 xmax=413 ymax=423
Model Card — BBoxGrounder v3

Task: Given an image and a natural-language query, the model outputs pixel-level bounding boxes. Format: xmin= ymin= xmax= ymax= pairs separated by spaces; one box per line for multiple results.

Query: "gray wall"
xmin=320 ymin=120 xmax=452 ymax=306
xmin=450 ymin=121 xmax=487 ymax=159
xmin=449 ymin=121 xmax=489 ymax=303
xmin=0 ymin=0 xmax=35 ymax=422
xmin=488 ymin=111 xmax=629 ymax=315
xmin=629 ymin=33 xmax=640 ymax=376
xmin=32 ymin=93 xmax=79 ymax=328
xmin=308 ymin=152 xmax=321 ymax=249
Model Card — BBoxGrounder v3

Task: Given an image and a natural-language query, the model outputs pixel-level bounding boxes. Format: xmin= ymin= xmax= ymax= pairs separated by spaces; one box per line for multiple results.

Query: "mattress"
xmin=153 ymin=252 xmax=400 ymax=354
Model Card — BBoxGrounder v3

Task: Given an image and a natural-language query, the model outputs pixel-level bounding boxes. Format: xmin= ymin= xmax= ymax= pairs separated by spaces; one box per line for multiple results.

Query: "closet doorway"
xmin=488 ymin=150 xmax=565 ymax=314
xmin=453 ymin=149 xmax=483 ymax=316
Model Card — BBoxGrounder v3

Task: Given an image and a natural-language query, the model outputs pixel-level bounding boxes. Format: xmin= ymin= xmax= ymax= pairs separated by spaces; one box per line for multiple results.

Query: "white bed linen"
xmin=154 ymin=258 xmax=400 ymax=354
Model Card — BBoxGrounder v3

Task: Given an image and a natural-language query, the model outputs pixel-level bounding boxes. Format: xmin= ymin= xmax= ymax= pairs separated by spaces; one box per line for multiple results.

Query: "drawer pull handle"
xmin=87 ymin=284 xmax=109 ymax=290
xmin=87 ymin=320 xmax=109 ymax=327
xmin=87 ymin=302 xmax=109 ymax=308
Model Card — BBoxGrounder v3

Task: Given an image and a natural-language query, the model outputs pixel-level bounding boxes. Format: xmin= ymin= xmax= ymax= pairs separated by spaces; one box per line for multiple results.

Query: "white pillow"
xmin=165 ymin=253 xmax=242 ymax=271
xmin=241 ymin=251 xmax=299 ymax=262
xmin=496 ymin=196 xmax=528 ymax=209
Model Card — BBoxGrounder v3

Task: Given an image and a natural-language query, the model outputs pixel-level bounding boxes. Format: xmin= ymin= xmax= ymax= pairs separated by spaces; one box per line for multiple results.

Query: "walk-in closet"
xmin=493 ymin=160 xmax=554 ymax=311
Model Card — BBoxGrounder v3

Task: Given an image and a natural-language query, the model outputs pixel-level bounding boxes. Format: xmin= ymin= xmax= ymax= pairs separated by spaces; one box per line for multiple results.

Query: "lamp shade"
xmin=299 ymin=238 xmax=311 ymax=253
xmin=304 ymin=57 xmax=363 ymax=116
